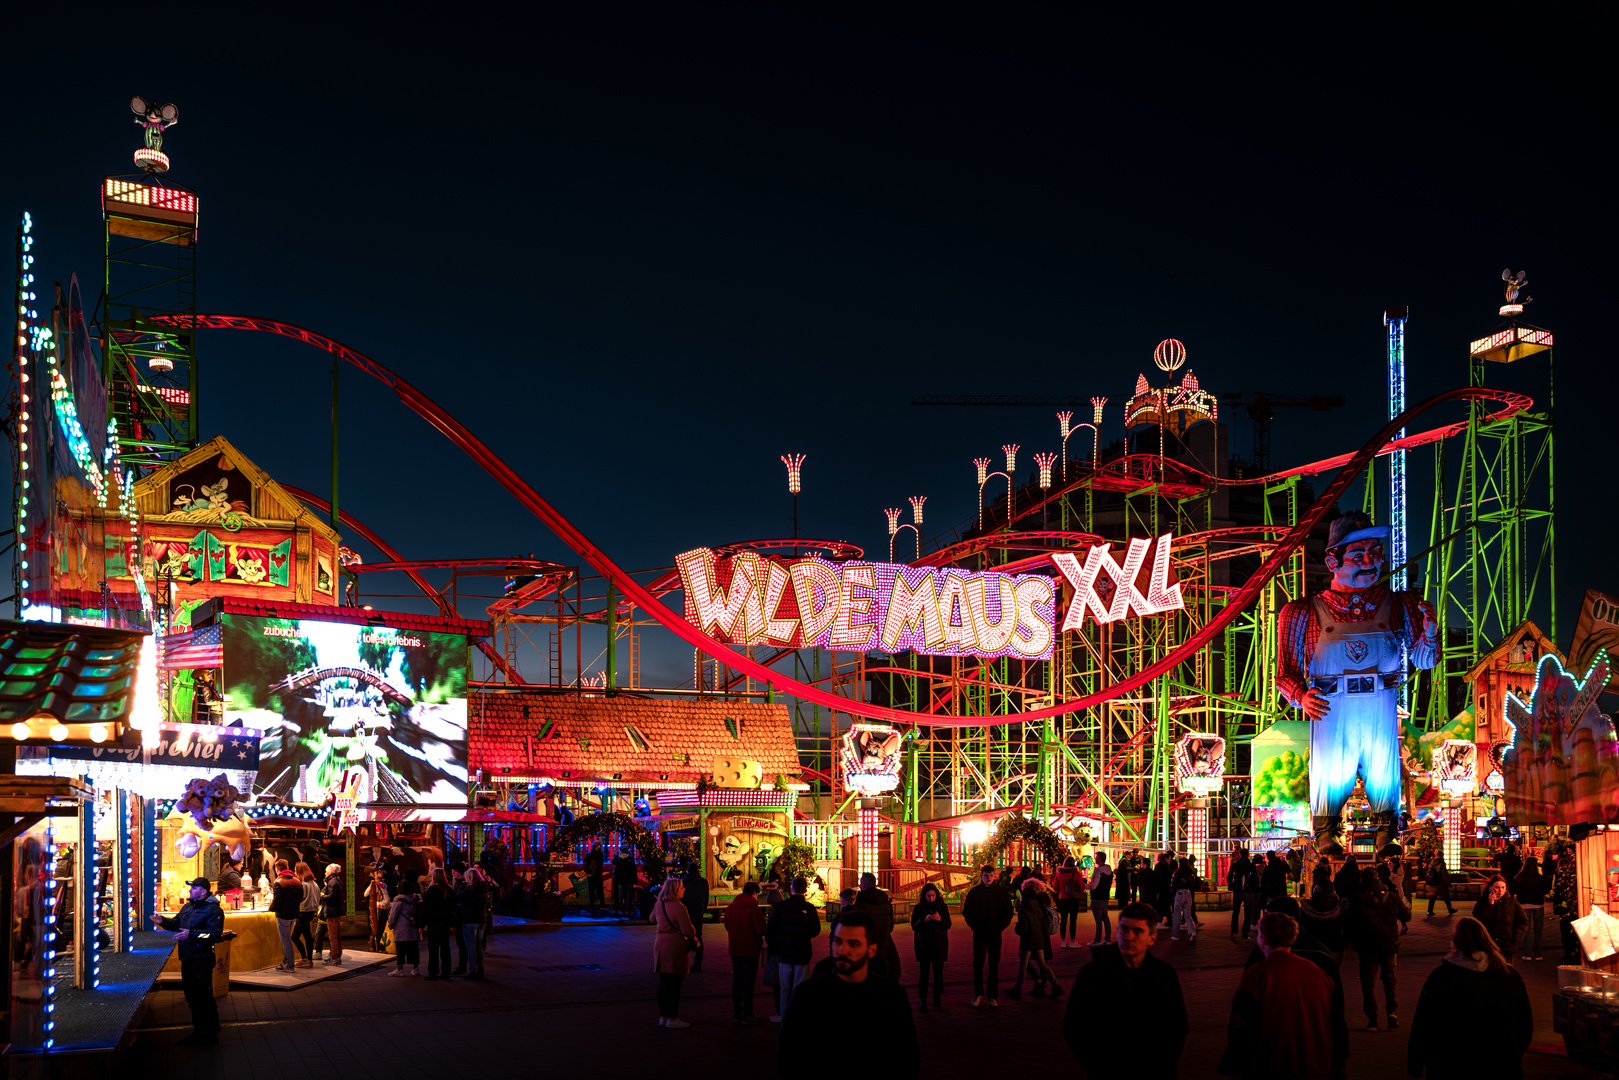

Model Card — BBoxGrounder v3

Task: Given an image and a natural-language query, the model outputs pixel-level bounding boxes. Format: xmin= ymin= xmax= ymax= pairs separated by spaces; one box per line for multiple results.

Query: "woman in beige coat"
xmin=653 ymin=877 xmax=696 ymax=1028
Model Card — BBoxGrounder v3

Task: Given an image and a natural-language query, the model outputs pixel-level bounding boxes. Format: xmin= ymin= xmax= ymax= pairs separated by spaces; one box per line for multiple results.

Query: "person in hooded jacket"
xmin=1302 ymin=881 xmax=1348 ymax=965
xmin=1259 ymin=851 xmax=1289 ymax=904
xmin=1513 ymin=856 xmax=1549 ymax=960
xmin=1312 ymin=855 xmax=1334 ymax=894
xmin=1334 ymin=853 xmax=1361 ymax=899
xmin=910 ymin=881 xmax=951 ymax=1010
xmin=765 ymin=876 xmax=822 ymax=1019
xmin=854 ymin=872 xmax=901 ymax=982
xmin=1407 ymin=916 xmax=1532 ymax=1079
xmin=269 ymin=862 xmax=302 ymax=973
xmin=1054 ymin=856 xmax=1087 ymax=949
xmin=723 ymin=881 xmax=767 ymax=1024
xmin=386 ymin=871 xmax=422 ymax=976
xmin=1348 ymin=864 xmax=1411 ymax=1030
xmin=1472 ymin=874 xmax=1528 ymax=958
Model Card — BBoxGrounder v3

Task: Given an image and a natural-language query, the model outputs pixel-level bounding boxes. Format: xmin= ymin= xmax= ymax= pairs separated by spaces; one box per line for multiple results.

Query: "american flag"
xmin=159 ymin=625 xmax=223 ymax=670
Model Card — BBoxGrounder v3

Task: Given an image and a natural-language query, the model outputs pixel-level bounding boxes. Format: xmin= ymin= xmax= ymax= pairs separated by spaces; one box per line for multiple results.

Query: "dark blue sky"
xmin=7 ymin=8 xmax=1608 ymax=686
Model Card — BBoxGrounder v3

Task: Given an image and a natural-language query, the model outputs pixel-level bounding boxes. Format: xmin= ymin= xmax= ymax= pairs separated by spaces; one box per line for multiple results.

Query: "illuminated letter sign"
xmin=1051 ymin=533 xmax=1183 ymax=630
xmin=675 ymin=549 xmax=1054 ymax=660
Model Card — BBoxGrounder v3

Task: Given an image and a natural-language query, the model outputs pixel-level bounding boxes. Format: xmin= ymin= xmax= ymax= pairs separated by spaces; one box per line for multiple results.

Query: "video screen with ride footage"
xmin=220 ymin=613 xmax=469 ymax=802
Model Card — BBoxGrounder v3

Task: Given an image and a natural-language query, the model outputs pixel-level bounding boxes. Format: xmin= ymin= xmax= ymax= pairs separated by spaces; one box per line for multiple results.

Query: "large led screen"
xmin=220 ymin=614 xmax=468 ymax=802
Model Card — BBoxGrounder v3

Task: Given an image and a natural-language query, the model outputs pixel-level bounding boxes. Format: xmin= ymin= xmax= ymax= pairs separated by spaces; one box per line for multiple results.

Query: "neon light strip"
xmin=1387 ymin=313 xmax=1407 ymax=595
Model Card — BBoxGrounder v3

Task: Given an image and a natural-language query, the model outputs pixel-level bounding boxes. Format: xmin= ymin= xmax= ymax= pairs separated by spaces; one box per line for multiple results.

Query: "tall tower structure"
xmin=100 ymin=97 xmax=199 ymax=469
xmin=1424 ymin=273 xmax=1555 ymax=727
xmin=1383 ymin=306 xmax=1408 ymax=595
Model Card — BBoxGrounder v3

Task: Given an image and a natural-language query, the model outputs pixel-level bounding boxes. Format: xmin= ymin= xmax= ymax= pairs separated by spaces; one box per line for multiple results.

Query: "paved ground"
xmin=129 ymin=907 xmax=1603 ymax=1078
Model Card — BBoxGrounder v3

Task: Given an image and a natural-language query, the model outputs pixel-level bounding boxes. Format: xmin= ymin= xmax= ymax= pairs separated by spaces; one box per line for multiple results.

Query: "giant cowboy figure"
xmin=1276 ymin=511 xmax=1438 ymax=855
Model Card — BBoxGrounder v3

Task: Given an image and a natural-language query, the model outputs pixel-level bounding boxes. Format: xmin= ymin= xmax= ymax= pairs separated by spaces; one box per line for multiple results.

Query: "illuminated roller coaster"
xmin=144 ymin=312 xmax=1543 ymax=852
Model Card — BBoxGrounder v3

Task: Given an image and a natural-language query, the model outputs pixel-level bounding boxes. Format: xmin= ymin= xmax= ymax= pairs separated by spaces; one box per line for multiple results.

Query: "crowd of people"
xmin=635 ymin=844 xmax=1545 ymax=1080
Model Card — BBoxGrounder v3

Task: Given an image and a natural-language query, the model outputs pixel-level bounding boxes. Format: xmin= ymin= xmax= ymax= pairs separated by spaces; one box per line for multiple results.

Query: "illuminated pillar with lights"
xmin=1384 ymin=307 xmax=1408 ymax=597
xmin=1186 ymin=800 xmax=1209 ymax=879
xmin=857 ymin=799 xmax=880 ymax=879
xmin=1443 ymin=801 xmax=1462 ymax=872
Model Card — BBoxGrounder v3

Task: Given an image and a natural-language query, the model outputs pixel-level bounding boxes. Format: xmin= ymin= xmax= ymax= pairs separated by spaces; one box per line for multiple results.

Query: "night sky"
xmin=6 ymin=9 xmax=1609 ymax=688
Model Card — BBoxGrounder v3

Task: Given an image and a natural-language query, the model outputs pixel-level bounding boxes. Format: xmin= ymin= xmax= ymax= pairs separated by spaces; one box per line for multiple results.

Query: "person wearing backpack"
xmin=1087 ymin=852 xmax=1114 ymax=945
xmin=387 ymin=871 xmax=423 ymax=976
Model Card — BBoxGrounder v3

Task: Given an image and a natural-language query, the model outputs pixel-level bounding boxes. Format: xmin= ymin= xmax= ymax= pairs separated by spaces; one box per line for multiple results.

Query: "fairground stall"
xmin=469 ymin=692 xmax=803 ymax=912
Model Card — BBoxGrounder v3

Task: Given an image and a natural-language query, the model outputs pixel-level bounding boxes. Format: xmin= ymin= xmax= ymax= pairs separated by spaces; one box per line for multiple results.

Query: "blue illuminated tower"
xmin=1384 ymin=306 xmax=1408 ymax=593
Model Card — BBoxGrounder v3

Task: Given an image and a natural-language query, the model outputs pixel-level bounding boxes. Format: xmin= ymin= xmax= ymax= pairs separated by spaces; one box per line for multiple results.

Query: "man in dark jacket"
xmin=779 ymin=911 xmax=918 ymax=1080
xmin=1260 ymin=851 xmax=1289 ymax=904
xmin=681 ymin=864 xmax=709 ymax=972
xmin=319 ymin=863 xmax=346 ymax=965
xmin=1228 ymin=851 xmax=1261 ymax=942
xmin=764 ymin=876 xmax=822 ymax=1018
xmin=962 ymin=864 xmax=1014 ymax=1005
xmin=1115 ymin=850 xmax=1136 ymax=906
xmin=1348 ymin=865 xmax=1410 ymax=1030
xmin=611 ymin=845 xmax=638 ymax=914
xmin=723 ymin=882 xmax=768 ymax=1023
xmin=1495 ymin=843 xmax=1523 ymax=896
xmin=152 ymin=877 xmax=227 ymax=1045
xmin=1064 ymin=902 xmax=1186 ymax=1079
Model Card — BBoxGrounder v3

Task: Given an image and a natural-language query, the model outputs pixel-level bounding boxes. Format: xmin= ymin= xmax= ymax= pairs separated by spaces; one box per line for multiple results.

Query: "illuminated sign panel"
xmin=1051 ymin=534 xmax=1183 ymax=629
xmin=841 ymin=723 xmax=902 ymax=795
xmin=676 ymin=549 xmax=1054 ymax=660
xmin=1173 ymin=732 xmax=1226 ymax=796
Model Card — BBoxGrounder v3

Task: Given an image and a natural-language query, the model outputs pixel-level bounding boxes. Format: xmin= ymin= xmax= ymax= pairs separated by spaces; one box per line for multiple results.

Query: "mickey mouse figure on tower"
xmin=1276 ymin=512 xmax=1439 ymax=856
xmin=130 ymin=95 xmax=179 ymax=173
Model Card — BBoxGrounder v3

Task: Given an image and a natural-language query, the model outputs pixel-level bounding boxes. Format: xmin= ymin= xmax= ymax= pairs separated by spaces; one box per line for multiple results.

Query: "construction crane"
xmin=911 ymin=391 xmax=1345 ymax=471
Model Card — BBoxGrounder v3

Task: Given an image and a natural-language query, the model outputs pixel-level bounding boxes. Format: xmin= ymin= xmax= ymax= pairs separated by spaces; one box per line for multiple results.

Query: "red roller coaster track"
xmin=158 ymin=313 xmax=1530 ymax=728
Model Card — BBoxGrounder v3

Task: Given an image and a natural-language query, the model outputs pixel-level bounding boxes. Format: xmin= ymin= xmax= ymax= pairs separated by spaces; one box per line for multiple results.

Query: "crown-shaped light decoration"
xmin=884 ymin=508 xmax=902 ymax=535
xmin=780 ymin=453 xmax=806 ymax=494
xmin=908 ymin=495 xmax=926 ymax=525
xmin=1033 ymin=452 xmax=1057 ymax=489
xmin=1057 ymin=411 xmax=1072 ymax=438
xmin=1001 ymin=444 xmax=1020 ymax=474
xmin=974 ymin=458 xmax=991 ymax=485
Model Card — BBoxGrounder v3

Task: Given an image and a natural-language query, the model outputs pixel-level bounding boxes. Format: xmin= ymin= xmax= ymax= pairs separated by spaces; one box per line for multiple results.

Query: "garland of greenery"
xmin=970 ymin=813 xmax=1067 ymax=870
xmin=537 ymin=812 xmax=663 ymax=894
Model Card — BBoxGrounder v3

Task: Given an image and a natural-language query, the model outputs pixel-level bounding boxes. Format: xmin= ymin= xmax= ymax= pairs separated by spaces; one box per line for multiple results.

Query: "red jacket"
xmin=723 ymin=894 xmax=768 ymax=958
xmin=1219 ymin=949 xmax=1341 ymax=1078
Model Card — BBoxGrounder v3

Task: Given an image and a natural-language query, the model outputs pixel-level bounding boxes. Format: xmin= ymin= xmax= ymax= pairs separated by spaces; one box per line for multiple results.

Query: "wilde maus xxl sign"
xmin=675 ymin=549 xmax=1056 ymax=660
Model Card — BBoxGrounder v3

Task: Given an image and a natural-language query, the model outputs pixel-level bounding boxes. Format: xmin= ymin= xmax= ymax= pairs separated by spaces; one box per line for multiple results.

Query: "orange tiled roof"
xmin=469 ymin=693 xmax=801 ymax=786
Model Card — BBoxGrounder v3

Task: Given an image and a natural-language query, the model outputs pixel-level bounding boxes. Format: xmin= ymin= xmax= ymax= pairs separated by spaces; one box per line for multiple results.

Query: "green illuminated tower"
xmin=1422 ymin=275 xmax=1555 ymax=728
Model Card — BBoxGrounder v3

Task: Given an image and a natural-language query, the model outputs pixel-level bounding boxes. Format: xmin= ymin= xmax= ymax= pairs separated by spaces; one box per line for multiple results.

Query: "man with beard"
xmin=778 ymin=910 xmax=918 ymax=1080
xmin=1277 ymin=512 xmax=1438 ymax=855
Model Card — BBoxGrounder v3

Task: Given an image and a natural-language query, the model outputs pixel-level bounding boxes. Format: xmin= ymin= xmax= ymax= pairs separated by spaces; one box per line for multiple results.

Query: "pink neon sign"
xmin=675 ymin=548 xmax=1055 ymax=660
xmin=1051 ymin=533 xmax=1184 ymax=629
